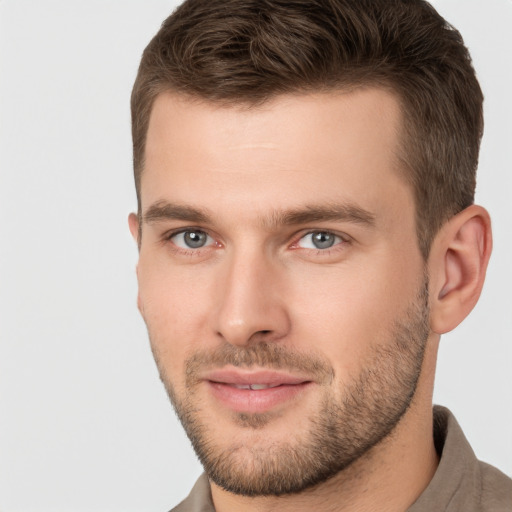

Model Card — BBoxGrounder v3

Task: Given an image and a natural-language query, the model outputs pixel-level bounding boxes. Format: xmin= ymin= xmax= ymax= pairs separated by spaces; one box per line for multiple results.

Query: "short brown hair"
xmin=131 ymin=0 xmax=483 ymax=258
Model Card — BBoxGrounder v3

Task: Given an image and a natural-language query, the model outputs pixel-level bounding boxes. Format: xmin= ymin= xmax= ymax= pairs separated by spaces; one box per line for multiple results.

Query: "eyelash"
xmin=163 ymin=228 xmax=218 ymax=256
xmin=291 ymin=230 xmax=350 ymax=256
xmin=162 ymin=228 xmax=351 ymax=257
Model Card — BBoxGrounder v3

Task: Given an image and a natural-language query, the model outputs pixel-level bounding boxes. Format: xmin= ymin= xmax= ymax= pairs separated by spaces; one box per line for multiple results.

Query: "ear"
xmin=128 ymin=212 xmax=144 ymax=315
xmin=429 ymin=205 xmax=492 ymax=334
xmin=128 ymin=212 xmax=140 ymax=246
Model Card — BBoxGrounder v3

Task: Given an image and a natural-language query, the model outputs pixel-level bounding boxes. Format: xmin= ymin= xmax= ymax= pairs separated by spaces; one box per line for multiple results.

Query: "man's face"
xmin=133 ymin=89 xmax=431 ymax=495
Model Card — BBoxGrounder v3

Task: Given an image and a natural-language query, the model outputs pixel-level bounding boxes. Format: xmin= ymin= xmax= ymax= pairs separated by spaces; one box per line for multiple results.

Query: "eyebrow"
xmin=143 ymin=201 xmax=210 ymax=224
xmin=267 ymin=203 xmax=375 ymax=228
xmin=143 ymin=200 xmax=375 ymax=228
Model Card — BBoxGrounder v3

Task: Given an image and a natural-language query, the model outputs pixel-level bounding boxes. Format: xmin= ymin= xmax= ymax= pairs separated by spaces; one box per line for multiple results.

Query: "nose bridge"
xmin=213 ymin=244 xmax=289 ymax=346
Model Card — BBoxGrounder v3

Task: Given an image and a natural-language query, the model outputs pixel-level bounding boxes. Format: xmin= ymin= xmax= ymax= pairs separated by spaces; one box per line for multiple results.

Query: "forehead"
xmin=144 ymin=88 xmax=403 ymax=166
xmin=141 ymin=88 xmax=412 ymax=230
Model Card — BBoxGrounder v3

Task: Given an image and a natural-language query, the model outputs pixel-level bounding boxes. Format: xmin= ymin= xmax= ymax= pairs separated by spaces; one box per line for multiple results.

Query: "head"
xmin=129 ymin=0 xmax=491 ymax=499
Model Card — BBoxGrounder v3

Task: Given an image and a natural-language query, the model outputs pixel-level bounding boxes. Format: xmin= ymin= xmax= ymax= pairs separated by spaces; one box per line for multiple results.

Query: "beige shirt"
xmin=171 ymin=407 xmax=512 ymax=511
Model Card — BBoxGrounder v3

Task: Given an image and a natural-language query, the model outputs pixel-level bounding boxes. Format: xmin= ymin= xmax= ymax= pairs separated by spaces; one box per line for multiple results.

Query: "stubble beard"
xmin=150 ymin=278 xmax=430 ymax=497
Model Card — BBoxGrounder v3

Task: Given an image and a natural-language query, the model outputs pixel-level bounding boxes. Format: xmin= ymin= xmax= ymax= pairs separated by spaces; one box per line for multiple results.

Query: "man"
xmin=128 ymin=0 xmax=512 ymax=510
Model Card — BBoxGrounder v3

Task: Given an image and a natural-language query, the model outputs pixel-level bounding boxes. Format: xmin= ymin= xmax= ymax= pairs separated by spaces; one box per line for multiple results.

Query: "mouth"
xmin=203 ymin=368 xmax=314 ymax=414
xmin=226 ymin=383 xmax=283 ymax=390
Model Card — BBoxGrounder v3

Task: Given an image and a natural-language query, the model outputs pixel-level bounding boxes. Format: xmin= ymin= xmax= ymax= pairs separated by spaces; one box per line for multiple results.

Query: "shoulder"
xmin=168 ymin=473 xmax=214 ymax=512
xmin=409 ymin=407 xmax=511 ymax=512
xmin=478 ymin=461 xmax=512 ymax=511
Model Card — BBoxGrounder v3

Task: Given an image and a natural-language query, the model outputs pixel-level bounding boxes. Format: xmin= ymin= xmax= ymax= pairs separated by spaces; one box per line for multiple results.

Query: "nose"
xmin=212 ymin=248 xmax=291 ymax=346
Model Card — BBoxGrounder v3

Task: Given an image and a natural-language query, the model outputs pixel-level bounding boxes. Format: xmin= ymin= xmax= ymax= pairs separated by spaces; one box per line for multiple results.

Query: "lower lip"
xmin=207 ymin=381 xmax=312 ymax=413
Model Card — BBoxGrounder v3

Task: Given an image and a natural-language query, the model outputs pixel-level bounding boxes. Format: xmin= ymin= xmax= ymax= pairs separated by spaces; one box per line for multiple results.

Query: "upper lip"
xmin=203 ymin=368 xmax=312 ymax=386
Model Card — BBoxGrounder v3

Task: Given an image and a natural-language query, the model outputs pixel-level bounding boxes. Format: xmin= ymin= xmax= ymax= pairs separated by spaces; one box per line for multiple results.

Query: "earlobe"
xmin=429 ymin=205 xmax=492 ymax=334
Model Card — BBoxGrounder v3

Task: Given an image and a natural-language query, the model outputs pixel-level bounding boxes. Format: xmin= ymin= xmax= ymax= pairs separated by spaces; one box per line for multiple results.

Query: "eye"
xmin=170 ymin=230 xmax=214 ymax=249
xmin=296 ymin=231 xmax=343 ymax=250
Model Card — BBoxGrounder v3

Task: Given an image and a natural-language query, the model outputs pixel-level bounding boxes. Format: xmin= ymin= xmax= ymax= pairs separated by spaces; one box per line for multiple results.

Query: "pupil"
xmin=184 ymin=231 xmax=206 ymax=248
xmin=313 ymin=232 xmax=334 ymax=249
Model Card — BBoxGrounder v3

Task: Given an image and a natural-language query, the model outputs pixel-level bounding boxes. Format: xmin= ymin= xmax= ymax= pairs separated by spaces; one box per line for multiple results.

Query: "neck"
xmin=210 ymin=341 xmax=440 ymax=512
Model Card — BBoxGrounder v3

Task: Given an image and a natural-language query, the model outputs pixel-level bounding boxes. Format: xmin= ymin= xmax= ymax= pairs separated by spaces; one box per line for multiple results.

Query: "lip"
xmin=203 ymin=368 xmax=313 ymax=414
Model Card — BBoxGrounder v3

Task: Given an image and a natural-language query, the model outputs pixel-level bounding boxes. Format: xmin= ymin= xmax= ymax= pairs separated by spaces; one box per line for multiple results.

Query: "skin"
xmin=129 ymin=89 xmax=492 ymax=512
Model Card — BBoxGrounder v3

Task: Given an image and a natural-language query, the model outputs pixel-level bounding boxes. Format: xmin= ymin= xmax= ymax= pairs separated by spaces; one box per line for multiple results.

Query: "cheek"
xmin=289 ymin=281 xmax=384 ymax=375
xmin=137 ymin=258 xmax=214 ymax=375
xmin=287 ymin=259 xmax=420 ymax=375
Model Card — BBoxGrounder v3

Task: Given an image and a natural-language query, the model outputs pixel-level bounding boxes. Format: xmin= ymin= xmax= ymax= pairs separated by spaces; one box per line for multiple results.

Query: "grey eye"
xmin=297 ymin=231 xmax=341 ymax=250
xmin=184 ymin=231 xmax=207 ymax=248
xmin=172 ymin=230 xmax=212 ymax=249
xmin=312 ymin=232 xmax=336 ymax=249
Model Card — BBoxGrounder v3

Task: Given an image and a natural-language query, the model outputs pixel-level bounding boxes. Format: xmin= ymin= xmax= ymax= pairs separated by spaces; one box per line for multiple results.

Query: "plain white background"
xmin=0 ymin=1 xmax=510 ymax=510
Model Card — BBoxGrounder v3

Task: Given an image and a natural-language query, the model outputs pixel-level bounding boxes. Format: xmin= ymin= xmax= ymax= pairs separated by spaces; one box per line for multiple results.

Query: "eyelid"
xmin=164 ymin=227 xmax=218 ymax=251
xmin=161 ymin=226 xmax=350 ymax=254
xmin=290 ymin=229 xmax=351 ymax=251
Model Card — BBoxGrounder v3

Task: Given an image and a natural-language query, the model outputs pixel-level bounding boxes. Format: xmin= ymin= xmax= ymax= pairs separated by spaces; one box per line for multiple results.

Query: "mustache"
xmin=185 ymin=342 xmax=334 ymax=384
